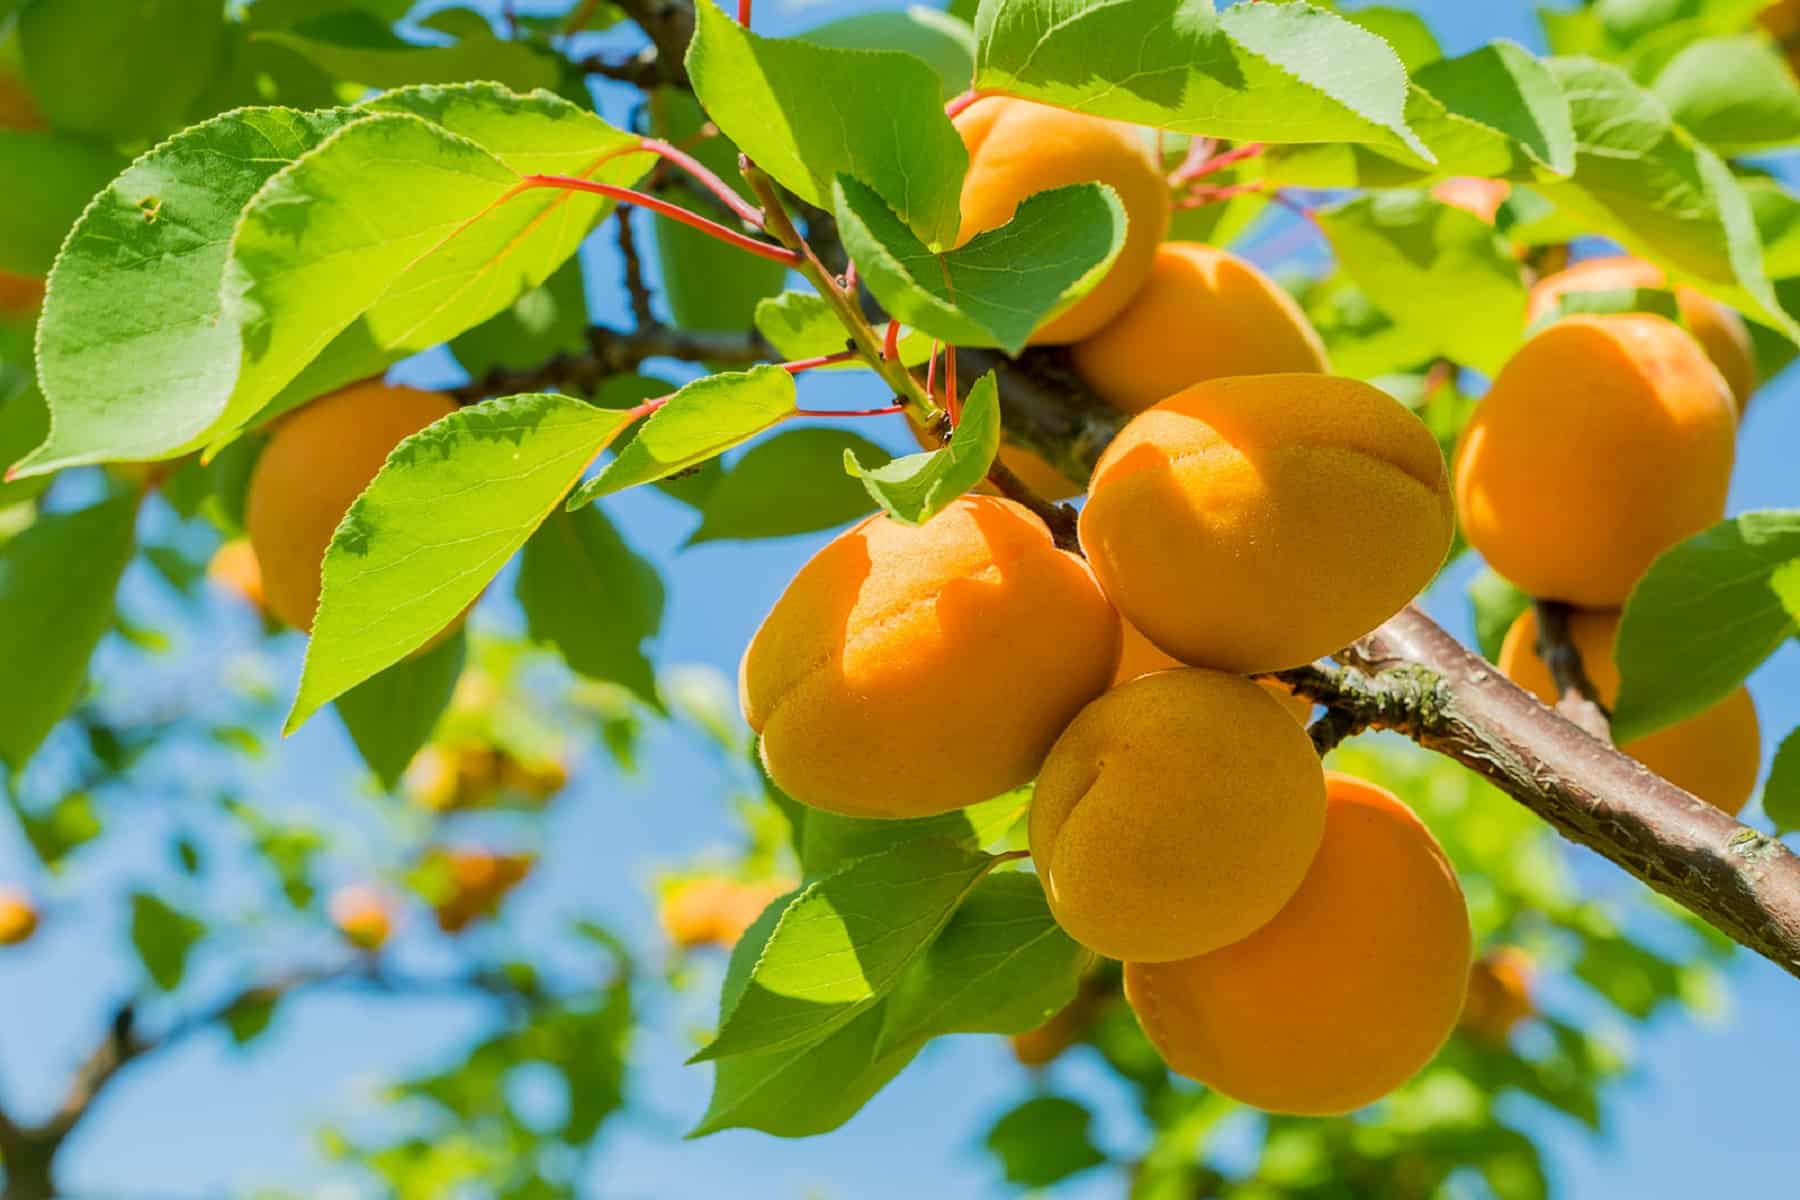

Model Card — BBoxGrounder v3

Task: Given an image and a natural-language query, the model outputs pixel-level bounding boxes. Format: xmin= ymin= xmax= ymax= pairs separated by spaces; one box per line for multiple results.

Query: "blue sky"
xmin=2 ymin=1 xmax=1798 ymax=1196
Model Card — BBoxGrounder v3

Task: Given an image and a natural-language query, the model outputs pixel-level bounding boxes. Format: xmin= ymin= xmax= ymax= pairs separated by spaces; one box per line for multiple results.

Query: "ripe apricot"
xmin=1125 ymin=772 xmax=1470 ymax=1115
xmin=1431 ymin=177 xmax=1510 ymax=224
xmin=0 ymin=887 xmax=37 ymax=946
xmin=245 ymin=380 xmax=457 ymax=633
xmin=330 ymin=884 xmax=395 ymax=952
xmin=954 ymin=97 xmax=1170 ymax=343
xmin=1011 ymin=975 xmax=1113 ymax=1067
xmin=1112 ymin=620 xmax=1312 ymax=723
xmin=1071 ymin=242 xmax=1328 ymax=414
xmin=1497 ymin=607 xmax=1759 ymax=816
xmin=207 ymin=539 xmax=267 ymax=616
xmin=405 ymin=741 xmax=567 ymax=813
xmin=1455 ymin=315 xmax=1735 ymax=607
xmin=1528 ymin=256 xmax=1755 ymax=408
xmin=1460 ymin=947 xmax=1534 ymax=1044
xmin=433 ymin=848 xmax=534 ymax=934
xmin=659 ymin=877 xmax=791 ymax=951
xmin=742 ymin=496 xmax=1120 ymax=818
xmin=1080 ymin=374 xmax=1452 ymax=673
xmin=1031 ymin=669 xmax=1326 ymax=963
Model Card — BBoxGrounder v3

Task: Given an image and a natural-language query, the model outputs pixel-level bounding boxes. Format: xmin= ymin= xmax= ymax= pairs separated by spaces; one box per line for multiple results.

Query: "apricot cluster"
xmin=741 ymin=113 xmax=1472 ymax=1111
xmin=1455 ymin=265 xmax=1760 ymax=813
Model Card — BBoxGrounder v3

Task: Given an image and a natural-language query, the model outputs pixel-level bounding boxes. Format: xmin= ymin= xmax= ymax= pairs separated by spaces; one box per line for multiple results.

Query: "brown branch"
xmin=614 ymin=210 xmax=657 ymax=330
xmin=450 ymin=322 xmax=772 ymax=405
xmin=1533 ymin=599 xmax=1613 ymax=739
xmin=610 ymin=0 xmax=694 ymax=89
xmin=575 ymin=47 xmax=673 ymax=90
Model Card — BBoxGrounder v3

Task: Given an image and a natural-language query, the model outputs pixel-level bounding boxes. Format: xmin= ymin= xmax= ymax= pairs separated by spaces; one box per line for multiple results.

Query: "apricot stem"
xmin=738 ymin=0 xmax=751 ymax=25
xmin=944 ymin=88 xmax=989 ymax=119
xmin=637 ymin=137 xmax=766 ymax=228
xmin=882 ymin=319 xmax=900 ymax=361
xmin=1173 ymin=140 xmax=1266 ymax=186
xmin=518 ymin=175 xmax=800 ymax=266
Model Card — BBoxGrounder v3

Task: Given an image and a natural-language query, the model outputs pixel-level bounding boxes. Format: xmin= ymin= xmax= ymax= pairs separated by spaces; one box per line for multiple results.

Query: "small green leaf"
xmin=1542 ymin=285 xmax=1682 ymax=328
xmin=1467 ymin=568 xmax=1531 ymax=662
xmin=516 ymin=505 xmax=663 ymax=707
xmin=1653 ymin=36 xmax=1800 ymax=156
xmin=1339 ymin=6 xmax=1442 ymax=71
xmin=1316 ymin=192 xmax=1527 ymax=376
xmin=0 ymin=492 xmax=138 ymax=770
xmin=334 ymin=630 xmax=467 ymax=789
xmin=754 ymin=291 xmax=934 ymax=368
xmin=1612 ymin=511 xmax=1800 ymax=743
xmin=775 ymin=764 xmax=1029 ymax=880
xmin=226 ymin=991 xmax=279 ymax=1046
xmin=834 ymin=176 xmax=1124 ymax=356
xmin=11 ymin=791 xmax=102 ymax=873
xmin=973 ymin=0 xmax=1428 ymax=159
xmin=568 ymin=365 xmax=797 ymax=506
xmin=691 ymin=838 xmax=1000 ymax=1062
xmin=130 ymin=892 xmax=207 ymax=992
xmin=450 ymin=258 xmax=590 ymax=379
xmin=289 ymin=394 xmax=636 ymax=733
xmin=687 ymin=0 xmax=966 ymax=246
xmin=803 ymin=7 xmax=976 ymax=100
xmin=1764 ymin=727 xmax=1800 ymax=834
xmin=253 ymin=10 xmax=560 ymax=92
xmin=844 ymin=372 xmax=1000 ymax=526
xmin=1412 ymin=41 xmax=1577 ymax=176
xmin=880 ymin=873 xmax=1090 ymax=1051
xmin=984 ymin=1097 xmax=1108 ymax=1189
xmin=688 ymin=428 xmax=886 ymax=545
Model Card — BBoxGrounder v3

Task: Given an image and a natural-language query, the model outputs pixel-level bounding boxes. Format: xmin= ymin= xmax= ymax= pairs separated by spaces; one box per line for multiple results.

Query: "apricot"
xmin=954 ymin=97 xmax=1170 ymax=343
xmin=1125 ymin=772 xmax=1470 ymax=1115
xmin=404 ymin=741 xmax=567 ymax=813
xmin=1528 ymin=256 xmax=1755 ymax=408
xmin=659 ymin=877 xmax=791 ymax=951
xmin=1112 ymin=620 xmax=1312 ymax=723
xmin=1455 ymin=315 xmax=1736 ymax=607
xmin=1460 ymin=947 xmax=1534 ymax=1045
xmin=1431 ymin=177 xmax=1510 ymax=224
xmin=1497 ymin=607 xmax=1759 ymax=816
xmin=0 ymin=270 xmax=44 ymax=320
xmin=207 ymin=539 xmax=267 ymax=616
xmin=329 ymin=884 xmax=395 ymax=952
xmin=1031 ymin=669 xmax=1326 ymax=963
xmin=1071 ymin=242 xmax=1328 ymax=414
xmin=0 ymin=887 xmax=37 ymax=946
xmin=433 ymin=848 xmax=534 ymax=933
xmin=1011 ymin=974 xmax=1113 ymax=1067
xmin=245 ymin=379 xmax=457 ymax=633
xmin=1080 ymin=374 xmax=1452 ymax=673
xmin=742 ymin=496 xmax=1120 ymax=818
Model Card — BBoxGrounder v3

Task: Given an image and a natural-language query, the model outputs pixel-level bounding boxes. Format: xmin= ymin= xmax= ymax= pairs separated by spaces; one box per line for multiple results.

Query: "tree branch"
xmin=609 ymin=0 xmax=694 ymax=89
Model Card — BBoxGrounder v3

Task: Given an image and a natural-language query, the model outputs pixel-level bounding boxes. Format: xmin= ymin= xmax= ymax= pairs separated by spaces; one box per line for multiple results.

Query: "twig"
xmin=615 ymin=210 xmax=656 ymax=330
xmin=612 ymin=0 xmax=695 ymax=89
xmin=1533 ymin=599 xmax=1612 ymax=739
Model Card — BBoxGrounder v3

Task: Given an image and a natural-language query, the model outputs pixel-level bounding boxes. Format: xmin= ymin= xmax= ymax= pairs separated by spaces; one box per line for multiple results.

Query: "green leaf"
xmin=11 ymin=791 xmax=102 ymax=873
xmin=1612 ymin=512 xmax=1800 ymax=743
xmin=1411 ymin=41 xmax=1577 ymax=176
xmin=21 ymin=106 xmax=358 ymax=475
xmin=880 ymin=872 xmax=1090 ymax=1051
xmin=834 ymin=176 xmax=1125 ymax=355
xmin=568 ymin=365 xmax=796 ymax=506
xmin=688 ymin=428 xmax=886 ymax=545
xmin=777 ymin=768 xmax=1029 ymax=880
xmin=802 ymin=7 xmax=976 ymax=101
xmin=0 ymin=132 xmax=123 ymax=276
xmin=253 ymin=11 xmax=560 ymax=92
xmin=973 ymin=0 xmax=1428 ymax=159
xmin=130 ymin=892 xmax=207 ymax=992
xmin=1652 ymin=36 xmax=1800 ymax=156
xmin=0 ymin=492 xmax=137 ymax=770
xmin=844 ymin=371 xmax=1001 ymax=525
xmin=984 ymin=1097 xmax=1108 ymax=1189
xmin=18 ymin=0 xmax=226 ymax=143
xmin=1539 ymin=285 xmax=1682 ymax=329
xmin=334 ymin=630 xmax=467 ymax=789
xmin=1467 ymin=568 xmax=1531 ymax=663
xmin=647 ymin=89 xmax=790 ymax=341
xmin=288 ymin=394 xmax=636 ymax=732
xmin=1316 ymin=192 xmax=1527 ymax=376
xmin=752 ymin=292 xmax=936 ymax=369
xmin=691 ymin=838 xmax=1000 ymax=1062
xmin=450 ymin=258 xmax=589 ymax=379
xmin=687 ymin=0 xmax=966 ymax=246
xmin=1764 ymin=727 xmax=1800 ymax=834
xmin=1743 ymin=174 xmax=1800 ymax=279
xmin=516 ymin=505 xmax=663 ymax=707
xmin=226 ymin=991 xmax=279 ymax=1046
xmin=1338 ymin=6 xmax=1441 ymax=72
xmin=1534 ymin=58 xmax=1798 ymax=341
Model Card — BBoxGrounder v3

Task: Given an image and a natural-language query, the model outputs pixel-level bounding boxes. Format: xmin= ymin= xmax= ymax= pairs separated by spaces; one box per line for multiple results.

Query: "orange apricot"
xmin=1125 ymin=772 xmax=1470 ymax=1115
xmin=1031 ymin=669 xmax=1326 ymax=963
xmin=954 ymin=96 xmax=1170 ymax=343
xmin=1497 ymin=607 xmax=1760 ymax=816
xmin=1071 ymin=242 xmax=1328 ymax=414
xmin=1431 ymin=177 xmax=1511 ymax=224
xmin=1011 ymin=975 xmax=1114 ymax=1067
xmin=1460 ymin=947 xmax=1535 ymax=1045
xmin=742 ymin=496 xmax=1121 ymax=818
xmin=659 ymin=877 xmax=792 ymax=951
xmin=1454 ymin=315 xmax=1735 ymax=607
xmin=207 ymin=539 xmax=267 ymax=616
xmin=329 ymin=884 xmax=395 ymax=951
xmin=433 ymin=849 xmax=534 ymax=934
xmin=245 ymin=380 xmax=457 ymax=633
xmin=1112 ymin=620 xmax=1312 ymax=723
xmin=0 ymin=887 xmax=37 ymax=946
xmin=1080 ymin=374 xmax=1452 ymax=673
xmin=1528 ymin=256 xmax=1755 ymax=408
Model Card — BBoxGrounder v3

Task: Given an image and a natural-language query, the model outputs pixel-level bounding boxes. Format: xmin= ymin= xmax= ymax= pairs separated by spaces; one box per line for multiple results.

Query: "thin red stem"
xmin=945 ymin=89 xmax=989 ymax=120
xmin=1168 ymin=136 xmax=1215 ymax=184
xmin=793 ymin=403 xmax=908 ymax=418
xmin=638 ymin=137 xmax=765 ymax=228
xmin=945 ymin=346 xmax=960 ymax=427
xmin=1177 ymin=181 xmax=1269 ymax=209
xmin=781 ymin=350 xmax=858 ymax=373
xmin=1175 ymin=140 xmax=1266 ymax=186
xmin=518 ymin=175 xmax=800 ymax=267
xmin=738 ymin=0 xmax=751 ymax=25
xmin=925 ymin=341 xmax=940 ymax=412
xmin=882 ymin=320 xmax=900 ymax=362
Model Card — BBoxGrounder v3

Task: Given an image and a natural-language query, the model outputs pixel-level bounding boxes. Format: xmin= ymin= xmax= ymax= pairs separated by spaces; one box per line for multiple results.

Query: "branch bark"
xmin=609 ymin=0 xmax=694 ymax=89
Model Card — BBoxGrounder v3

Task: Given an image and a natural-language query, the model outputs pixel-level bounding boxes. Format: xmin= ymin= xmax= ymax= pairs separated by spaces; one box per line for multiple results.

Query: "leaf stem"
xmin=945 ymin=88 xmax=989 ymax=120
xmin=792 ymin=403 xmax=908 ymax=418
xmin=636 ymin=137 xmax=766 ymax=228
xmin=518 ymin=175 xmax=800 ymax=266
xmin=781 ymin=350 xmax=859 ymax=373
